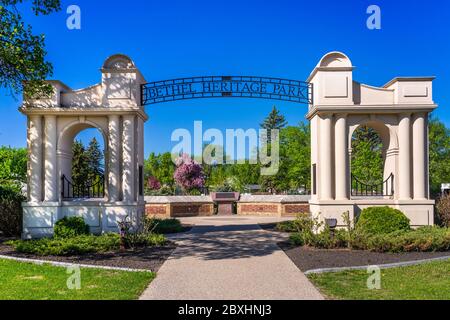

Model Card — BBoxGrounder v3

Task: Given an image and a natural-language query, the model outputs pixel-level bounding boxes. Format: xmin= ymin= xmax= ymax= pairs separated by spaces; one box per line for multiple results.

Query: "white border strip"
xmin=0 ymin=255 xmax=153 ymax=273
xmin=304 ymin=256 xmax=450 ymax=275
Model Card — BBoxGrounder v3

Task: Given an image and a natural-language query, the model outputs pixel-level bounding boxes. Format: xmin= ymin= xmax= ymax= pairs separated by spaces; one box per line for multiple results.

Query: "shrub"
xmin=436 ymin=194 xmax=450 ymax=227
xmin=288 ymin=210 xmax=449 ymax=253
xmin=54 ymin=217 xmax=90 ymax=239
xmin=117 ymin=216 xmax=168 ymax=249
xmin=289 ymin=227 xmax=349 ymax=249
xmin=275 ymin=220 xmax=298 ymax=233
xmin=0 ymin=184 xmax=25 ymax=237
xmin=350 ymin=227 xmax=450 ymax=253
xmin=355 ymin=207 xmax=410 ymax=235
xmin=288 ymin=213 xmax=324 ymax=247
xmin=125 ymin=233 xmax=167 ymax=249
xmin=149 ymin=218 xmax=183 ymax=234
xmin=6 ymin=234 xmax=120 ymax=256
xmin=289 ymin=232 xmax=304 ymax=246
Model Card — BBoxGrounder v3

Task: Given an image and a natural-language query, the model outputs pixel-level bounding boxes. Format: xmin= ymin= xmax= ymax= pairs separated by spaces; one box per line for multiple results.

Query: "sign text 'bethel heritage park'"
xmin=141 ymin=76 xmax=313 ymax=106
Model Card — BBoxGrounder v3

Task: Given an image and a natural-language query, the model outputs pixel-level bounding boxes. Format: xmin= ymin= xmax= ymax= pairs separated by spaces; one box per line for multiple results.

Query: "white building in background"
xmin=20 ymin=51 xmax=437 ymax=238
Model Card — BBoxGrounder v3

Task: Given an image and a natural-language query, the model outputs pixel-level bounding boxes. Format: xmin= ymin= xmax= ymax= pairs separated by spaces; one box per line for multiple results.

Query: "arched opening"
xmin=58 ymin=123 xmax=108 ymax=200
xmin=350 ymin=122 xmax=394 ymax=198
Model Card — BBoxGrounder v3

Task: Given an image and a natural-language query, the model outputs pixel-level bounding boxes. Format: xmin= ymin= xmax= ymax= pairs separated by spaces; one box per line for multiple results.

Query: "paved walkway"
xmin=140 ymin=216 xmax=324 ymax=300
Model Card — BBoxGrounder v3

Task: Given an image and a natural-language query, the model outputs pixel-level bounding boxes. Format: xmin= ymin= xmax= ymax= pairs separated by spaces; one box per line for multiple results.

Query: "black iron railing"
xmin=351 ymin=173 xmax=394 ymax=197
xmin=61 ymin=175 xmax=105 ymax=199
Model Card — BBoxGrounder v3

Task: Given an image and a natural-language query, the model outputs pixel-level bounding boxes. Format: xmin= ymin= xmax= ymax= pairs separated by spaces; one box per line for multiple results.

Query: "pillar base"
xmin=22 ymin=201 xmax=145 ymax=239
xmin=309 ymin=199 xmax=435 ymax=228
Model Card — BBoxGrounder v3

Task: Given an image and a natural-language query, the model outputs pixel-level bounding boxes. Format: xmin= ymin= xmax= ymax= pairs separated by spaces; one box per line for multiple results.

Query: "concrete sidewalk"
xmin=140 ymin=216 xmax=324 ymax=300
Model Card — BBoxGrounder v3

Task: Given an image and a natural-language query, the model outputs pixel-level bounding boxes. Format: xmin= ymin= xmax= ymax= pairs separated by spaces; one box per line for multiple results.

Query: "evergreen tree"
xmin=261 ymin=106 xmax=288 ymax=130
xmin=86 ymin=137 xmax=104 ymax=182
xmin=71 ymin=140 xmax=89 ymax=186
xmin=260 ymin=106 xmax=287 ymax=145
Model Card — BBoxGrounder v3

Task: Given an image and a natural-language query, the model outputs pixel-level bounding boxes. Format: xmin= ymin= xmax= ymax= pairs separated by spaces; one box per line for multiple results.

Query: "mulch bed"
xmin=0 ymin=241 xmax=176 ymax=272
xmin=279 ymin=242 xmax=450 ymax=272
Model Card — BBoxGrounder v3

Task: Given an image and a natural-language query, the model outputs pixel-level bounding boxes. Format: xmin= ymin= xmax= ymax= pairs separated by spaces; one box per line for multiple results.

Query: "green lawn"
xmin=308 ymin=259 xmax=450 ymax=300
xmin=0 ymin=259 xmax=155 ymax=300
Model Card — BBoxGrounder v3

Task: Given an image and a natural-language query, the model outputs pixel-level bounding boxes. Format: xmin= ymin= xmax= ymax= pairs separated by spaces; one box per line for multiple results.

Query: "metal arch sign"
xmin=141 ymin=76 xmax=313 ymax=106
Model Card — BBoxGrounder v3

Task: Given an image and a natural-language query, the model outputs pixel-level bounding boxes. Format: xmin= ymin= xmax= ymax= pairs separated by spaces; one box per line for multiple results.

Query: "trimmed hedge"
xmin=356 ymin=206 xmax=410 ymax=235
xmin=54 ymin=216 xmax=90 ymax=239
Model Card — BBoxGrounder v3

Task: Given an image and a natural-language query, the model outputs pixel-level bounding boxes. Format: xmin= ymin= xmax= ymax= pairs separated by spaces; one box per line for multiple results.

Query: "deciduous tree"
xmin=0 ymin=0 xmax=61 ymax=98
xmin=429 ymin=116 xmax=450 ymax=196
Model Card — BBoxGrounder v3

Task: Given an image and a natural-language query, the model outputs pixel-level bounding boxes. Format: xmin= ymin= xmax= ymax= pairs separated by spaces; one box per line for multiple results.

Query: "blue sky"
xmin=1 ymin=0 xmax=449 ymax=157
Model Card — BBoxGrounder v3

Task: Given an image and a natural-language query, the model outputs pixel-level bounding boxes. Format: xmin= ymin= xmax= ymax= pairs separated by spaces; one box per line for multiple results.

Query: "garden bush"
xmin=275 ymin=220 xmax=298 ymax=233
xmin=7 ymin=232 xmax=167 ymax=256
xmin=355 ymin=206 xmax=410 ymax=235
xmin=288 ymin=211 xmax=450 ymax=253
xmin=350 ymin=226 xmax=450 ymax=253
xmin=54 ymin=216 xmax=90 ymax=239
xmin=7 ymin=234 xmax=121 ymax=256
xmin=124 ymin=232 xmax=167 ymax=249
xmin=149 ymin=218 xmax=184 ymax=234
xmin=289 ymin=228 xmax=348 ymax=249
xmin=0 ymin=184 xmax=25 ymax=237
xmin=436 ymin=194 xmax=450 ymax=227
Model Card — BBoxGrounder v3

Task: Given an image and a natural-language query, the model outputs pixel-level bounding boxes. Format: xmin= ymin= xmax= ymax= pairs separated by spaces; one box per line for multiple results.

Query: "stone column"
xmin=320 ymin=114 xmax=333 ymax=200
xmin=335 ymin=114 xmax=348 ymax=200
xmin=398 ymin=113 xmax=412 ymax=200
xmin=44 ymin=115 xmax=58 ymax=202
xmin=413 ymin=113 xmax=427 ymax=200
xmin=122 ymin=115 xmax=135 ymax=203
xmin=108 ymin=115 xmax=121 ymax=202
xmin=28 ymin=115 xmax=43 ymax=202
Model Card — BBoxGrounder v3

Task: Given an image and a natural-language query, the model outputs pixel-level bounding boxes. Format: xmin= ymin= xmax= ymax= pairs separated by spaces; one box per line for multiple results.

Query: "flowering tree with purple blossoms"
xmin=173 ymin=154 xmax=205 ymax=193
xmin=147 ymin=176 xmax=161 ymax=190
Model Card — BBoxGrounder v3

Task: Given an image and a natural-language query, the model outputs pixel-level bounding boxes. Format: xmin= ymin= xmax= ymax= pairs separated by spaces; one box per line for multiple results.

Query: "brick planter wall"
xmin=145 ymin=195 xmax=310 ymax=218
xmin=171 ymin=203 xmax=214 ymax=217
xmin=282 ymin=204 xmax=311 ymax=217
xmin=238 ymin=203 xmax=281 ymax=216
xmin=145 ymin=196 xmax=214 ymax=218
xmin=146 ymin=204 xmax=169 ymax=217
xmin=237 ymin=195 xmax=311 ymax=217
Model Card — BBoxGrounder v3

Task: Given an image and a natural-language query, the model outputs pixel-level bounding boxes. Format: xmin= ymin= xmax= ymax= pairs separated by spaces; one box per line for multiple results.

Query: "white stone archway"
xmin=21 ymin=54 xmax=148 ymax=238
xmin=307 ymin=52 xmax=436 ymax=227
xmin=20 ymin=51 xmax=437 ymax=238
